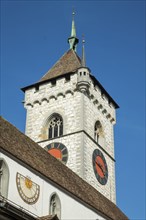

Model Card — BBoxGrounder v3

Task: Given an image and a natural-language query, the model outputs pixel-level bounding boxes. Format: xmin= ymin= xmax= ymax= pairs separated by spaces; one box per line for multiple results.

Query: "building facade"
xmin=0 ymin=13 xmax=128 ymax=220
xmin=23 ymin=13 xmax=118 ymax=203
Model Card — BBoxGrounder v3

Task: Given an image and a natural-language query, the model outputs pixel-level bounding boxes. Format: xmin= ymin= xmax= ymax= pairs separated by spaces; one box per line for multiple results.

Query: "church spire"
xmin=71 ymin=11 xmax=76 ymax=37
xmin=68 ymin=10 xmax=79 ymax=51
xmin=82 ymin=35 xmax=86 ymax=67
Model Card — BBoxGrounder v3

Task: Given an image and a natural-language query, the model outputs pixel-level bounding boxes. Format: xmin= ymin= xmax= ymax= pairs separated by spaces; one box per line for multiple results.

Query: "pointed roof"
xmin=21 ymin=48 xmax=119 ymax=108
xmin=81 ymin=36 xmax=86 ymax=67
xmin=0 ymin=116 xmax=128 ymax=220
xmin=71 ymin=11 xmax=76 ymax=37
xmin=68 ymin=11 xmax=79 ymax=51
xmin=39 ymin=12 xmax=80 ymax=83
xmin=39 ymin=49 xmax=81 ymax=83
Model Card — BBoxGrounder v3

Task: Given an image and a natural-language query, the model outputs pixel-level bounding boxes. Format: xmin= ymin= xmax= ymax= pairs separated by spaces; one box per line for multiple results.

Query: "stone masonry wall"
xmin=24 ymin=71 xmax=116 ymax=203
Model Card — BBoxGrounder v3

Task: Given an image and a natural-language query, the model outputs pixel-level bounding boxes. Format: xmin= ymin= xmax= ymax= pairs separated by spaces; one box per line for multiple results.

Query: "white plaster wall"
xmin=0 ymin=153 xmax=43 ymax=216
xmin=0 ymin=152 xmax=107 ymax=220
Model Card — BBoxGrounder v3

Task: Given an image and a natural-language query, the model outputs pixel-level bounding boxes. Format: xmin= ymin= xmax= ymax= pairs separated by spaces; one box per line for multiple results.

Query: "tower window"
xmin=49 ymin=193 xmax=61 ymax=219
xmin=51 ymin=80 xmax=56 ymax=87
xmin=0 ymin=158 xmax=9 ymax=198
xmin=34 ymin=85 xmax=39 ymax=92
xmin=65 ymin=75 xmax=70 ymax=82
xmin=94 ymin=121 xmax=103 ymax=143
xmin=48 ymin=114 xmax=63 ymax=139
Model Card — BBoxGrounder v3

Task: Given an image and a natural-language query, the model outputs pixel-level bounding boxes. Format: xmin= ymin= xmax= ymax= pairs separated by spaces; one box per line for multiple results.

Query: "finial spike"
xmin=68 ymin=10 xmax=79 ymax=51
xmin=71 ymin=9 xmax=76 ymax=37
xmin=72 ymin=8 xmax=75 ymax=17
xmin=82 ymin=34 xmax=86 ymax=67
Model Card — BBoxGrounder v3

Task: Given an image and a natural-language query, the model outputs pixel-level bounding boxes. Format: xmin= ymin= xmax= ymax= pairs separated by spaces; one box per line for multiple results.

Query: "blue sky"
xmin=1 ymin=1 xmax=145 ymax=219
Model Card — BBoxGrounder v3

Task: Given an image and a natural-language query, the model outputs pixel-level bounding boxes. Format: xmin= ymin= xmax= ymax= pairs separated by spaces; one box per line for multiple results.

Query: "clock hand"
xmin=96 ymin=159 xmax=105 ymax=176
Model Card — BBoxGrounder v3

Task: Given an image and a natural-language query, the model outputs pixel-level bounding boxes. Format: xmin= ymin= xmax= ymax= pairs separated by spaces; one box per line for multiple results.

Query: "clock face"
xmin=16 ymin=172 xmax=40 ymax=204
xmin=92 ymin=149 xmax=108 ymax=185
xmin=45 ymin=142 xmax=68 ymax=164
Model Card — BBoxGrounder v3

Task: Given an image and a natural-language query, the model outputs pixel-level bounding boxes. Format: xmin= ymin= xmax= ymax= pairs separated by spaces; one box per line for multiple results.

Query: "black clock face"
xmin=44 ymin=142 xmax=68 ymax=164
xmin=92 ymin=149 xmax=108 ymax=185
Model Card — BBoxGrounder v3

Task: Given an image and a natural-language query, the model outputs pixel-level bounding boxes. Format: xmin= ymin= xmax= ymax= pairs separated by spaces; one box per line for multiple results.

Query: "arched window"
xmin=49 ymin=193 xmax=61 ymax=219
xmin=48 ymin=114 xmax=63 ymax=139
xmin=0 ymin=158 xmax=9 ymax=198
xmin=94 ymin=121 xmax=105 ymax=147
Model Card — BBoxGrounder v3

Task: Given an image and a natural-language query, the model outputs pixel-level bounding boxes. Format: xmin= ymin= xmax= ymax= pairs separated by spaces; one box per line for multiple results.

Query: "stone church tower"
xmin=22 ymin=13 xmax=118 ymax=204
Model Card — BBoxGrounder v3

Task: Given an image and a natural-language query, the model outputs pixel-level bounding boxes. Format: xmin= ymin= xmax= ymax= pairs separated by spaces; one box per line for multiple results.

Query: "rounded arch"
xmin=0 ymin=158 xmax=9 ymax=198
xmin=65 ymin=90 xmax=74 ymax=96
xmin=49 ymin=95 xmax=57 ymax=101
xmin=57 ymin=92 xmax=65 ymax=98
xmin=25 ymin=103 xmax=33 ymax=109
xmin=33 ymin=100 xmax=40 ymax=106
xmin=49 ymin=192 xmax=61 ymax=219
xmin=41 ymin=98 xmax=49 ymax=103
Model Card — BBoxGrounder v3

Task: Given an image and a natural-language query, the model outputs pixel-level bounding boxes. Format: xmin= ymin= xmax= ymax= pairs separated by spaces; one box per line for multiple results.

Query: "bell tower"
xmin=22 ymin=13 xmax=118 ymax=204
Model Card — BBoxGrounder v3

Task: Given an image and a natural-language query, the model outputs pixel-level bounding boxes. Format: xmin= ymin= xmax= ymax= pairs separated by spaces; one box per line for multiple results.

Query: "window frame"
xmin=94 ymin=120 xmax=105 ymax=147
xmin=0 ymin=158 xmax=9 ymax=198
xmin=48 ymin=114 xmax=63 ymax=140
xmin=49 ymin=193 xmax=61 ymax=219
